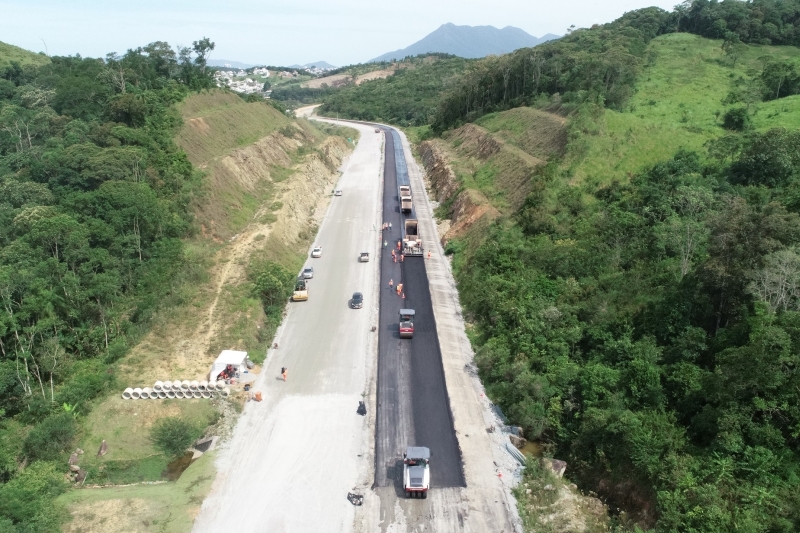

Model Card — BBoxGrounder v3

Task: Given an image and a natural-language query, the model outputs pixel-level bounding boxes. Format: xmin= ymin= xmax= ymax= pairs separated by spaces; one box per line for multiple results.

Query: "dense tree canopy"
xmin=0 ymin=38 xmax=214 ymax=531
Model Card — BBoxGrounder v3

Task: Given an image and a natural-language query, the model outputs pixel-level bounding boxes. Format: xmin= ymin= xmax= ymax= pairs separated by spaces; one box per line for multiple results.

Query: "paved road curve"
xmin=375 ymin=128 xmax=465 ymax=491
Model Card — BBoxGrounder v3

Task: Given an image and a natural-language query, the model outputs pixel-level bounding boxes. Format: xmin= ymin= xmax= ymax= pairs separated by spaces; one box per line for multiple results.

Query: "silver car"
xmin=302 ymin=267 xmax=314 ymax=279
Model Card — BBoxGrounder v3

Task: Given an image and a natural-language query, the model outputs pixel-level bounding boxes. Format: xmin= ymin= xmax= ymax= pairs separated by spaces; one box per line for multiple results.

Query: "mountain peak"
xmin=369 ymin=24 xmax=559 ymax=63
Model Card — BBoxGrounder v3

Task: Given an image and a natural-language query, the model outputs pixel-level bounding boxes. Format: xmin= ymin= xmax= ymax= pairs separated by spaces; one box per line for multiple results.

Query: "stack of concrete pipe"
xmin=122 ymin=379 xmax=230 ymax=399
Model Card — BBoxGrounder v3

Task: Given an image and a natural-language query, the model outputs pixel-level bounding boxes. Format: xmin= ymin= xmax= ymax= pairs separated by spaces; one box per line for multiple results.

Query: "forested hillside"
xmin=321 ymin=1 xmax=800 ymax=531
xmin=0 ymin=38 xmax=217 ymax=530
xmin=317 ymin=54 xmax=471 ymax=126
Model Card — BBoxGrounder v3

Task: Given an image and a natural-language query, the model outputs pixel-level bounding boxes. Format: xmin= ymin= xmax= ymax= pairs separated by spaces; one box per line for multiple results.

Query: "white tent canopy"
xmin=209 ymin=350 xmax=249 ymax=383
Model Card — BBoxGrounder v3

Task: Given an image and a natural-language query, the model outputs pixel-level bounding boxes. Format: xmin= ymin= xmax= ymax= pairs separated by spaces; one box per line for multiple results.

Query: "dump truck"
xmin=399 ymin=185 xmax=412 ymax=214
xmin=292 ymin=277 xmax=308 ymax=301
xmin=399 ymin=309 xmax=415 ymax=338
xmin=403 ymin=219 xmax=422 ymax=256
xmin=403 ymin=446 xmax=430 ymax=498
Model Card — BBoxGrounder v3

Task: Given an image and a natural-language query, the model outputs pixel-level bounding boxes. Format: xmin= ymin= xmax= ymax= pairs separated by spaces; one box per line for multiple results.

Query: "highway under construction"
xmin=374 ymin=128 xmax=465 ymax=491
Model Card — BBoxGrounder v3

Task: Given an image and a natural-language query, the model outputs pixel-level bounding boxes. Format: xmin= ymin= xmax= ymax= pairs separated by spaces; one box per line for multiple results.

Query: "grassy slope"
xmin=62 ymin=91 xmax=352 ymax=529
xmin=0 ymin=40 xmax=50 ymax=68
xmin=58 ymin=451 xmax=217 ymax=533
xmin=175 ymin=89 xmax=291 ymax=165
xmin=570 ymin=33 xmax=800 ymax=186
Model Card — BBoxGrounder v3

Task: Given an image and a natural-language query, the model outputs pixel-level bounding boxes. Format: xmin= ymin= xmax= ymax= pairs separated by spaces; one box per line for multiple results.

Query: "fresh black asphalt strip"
xmin=374 ymin=127 xmax=466 ymax=490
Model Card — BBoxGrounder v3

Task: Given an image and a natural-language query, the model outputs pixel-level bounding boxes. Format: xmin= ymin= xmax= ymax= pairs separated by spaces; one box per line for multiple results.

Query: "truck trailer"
xmin=399 ymin=185 xmax=412 ymax=214
xmin=403 ymin=219 xmax=423 ymax=256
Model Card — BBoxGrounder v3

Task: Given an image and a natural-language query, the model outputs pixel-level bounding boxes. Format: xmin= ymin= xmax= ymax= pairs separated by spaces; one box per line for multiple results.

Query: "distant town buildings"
xmin=213 ymin=64 xmax=335 ymax=96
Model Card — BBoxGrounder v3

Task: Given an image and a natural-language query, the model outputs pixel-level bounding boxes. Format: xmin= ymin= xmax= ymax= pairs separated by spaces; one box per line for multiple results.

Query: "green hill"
xmin=422 ymin=18 xmax=800 ymax=533
xmin=0 ymin=40 xmax=50 ymax=68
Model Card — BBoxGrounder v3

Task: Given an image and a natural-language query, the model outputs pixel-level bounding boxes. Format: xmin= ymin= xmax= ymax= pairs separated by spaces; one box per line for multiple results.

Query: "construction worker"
xmin=281 ymin=367 xmax=287 ymax=382
xmin=397 ymin=283 xmax=403 ymax=295
xmin=389 ymin=222 xmax=392 ymax=230
xmin=383 ymin=240 xmax=387 ymax=248
xmin=400 ymin=253 xmax=404 ymax=262
xmin=389 ymin=279 xmax=394 ymax=290
xmin=397 ymin=241 xmax=401 ymax=251
xmin=391 ymin=249 xmax=395 ymax=259
xmin=427 ymin=250 xmax=431 ymax=259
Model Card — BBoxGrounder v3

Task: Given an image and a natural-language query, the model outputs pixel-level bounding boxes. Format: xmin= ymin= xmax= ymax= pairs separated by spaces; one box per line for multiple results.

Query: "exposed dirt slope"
xmin=301 ymin=68 xmax=395 ymax=88
xmin=418 ymin=107 xmax=565 ymax=243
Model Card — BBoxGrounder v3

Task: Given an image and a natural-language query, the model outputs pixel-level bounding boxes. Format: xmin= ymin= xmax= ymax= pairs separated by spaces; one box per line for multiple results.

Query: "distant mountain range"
xmin=207 ymin=59 xmax=256 ymax=69
xmin=369 ymin=23 xmax=560 ymax=63
xmin=289 ymin=61 xmax=337 ymax=69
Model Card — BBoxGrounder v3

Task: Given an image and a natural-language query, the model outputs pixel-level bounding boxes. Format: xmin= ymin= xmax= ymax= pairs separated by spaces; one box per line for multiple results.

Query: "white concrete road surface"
xmin=192 ymin=120 xmax=384 ymax=533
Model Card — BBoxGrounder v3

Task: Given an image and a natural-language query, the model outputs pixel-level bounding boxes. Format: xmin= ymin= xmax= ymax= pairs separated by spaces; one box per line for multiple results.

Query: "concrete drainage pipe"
xmin=142 ymin=387 xmax=152 ymax=399
xmin=216 ymin=381 xmax=226 ymax=391
xmin=122 ymin=388 xmax=134 ymax=400
xmin=172 ymin=380 xmax=182 ymax=391
xmin=175 ymin=390 xmax=185 ymax=399
xmin=192 ymin=390 xmax=202 ymax=399
xmin=181 ymin=380 xmax=191 ymax=391
xmin=190 ymin=380 xmax=199 ymax=391
xmin=163 ymin=380 xmax=172 ymax=391
xmin=154 ymin=381 xmax=164 ymax=392
xmin=199 ymin=380 xmax=208 ymax=391
xmin=221 ymin=387 xmax=231 ymax=398
xmin=158 ymin=390 xmax=167 ymax=399
xmin=201 ymin=389 xmax=211 ymax=399
xmin=166 ymin=390 xmax=176 ymax=399
xmin=149 ymin=388 xmax=159 ymax=399
xmin=132 ymin=388 xmax=143 ymax=399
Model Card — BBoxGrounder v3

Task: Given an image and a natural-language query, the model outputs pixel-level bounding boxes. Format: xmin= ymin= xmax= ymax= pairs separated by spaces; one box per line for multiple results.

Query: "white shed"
xmin=209 ymin=350 xmax=249 ymax=382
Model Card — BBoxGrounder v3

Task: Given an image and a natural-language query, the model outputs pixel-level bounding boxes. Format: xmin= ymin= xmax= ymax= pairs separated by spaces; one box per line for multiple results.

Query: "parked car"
xmin=334 ymin=189 xmax=343 ymax=196
xmin=351 ymin=292 xmax=363 ymax=309
xmin=359 ymin=252 xmax=370 ymax=262
xmin=302 ymin=267 xmax=314 ymax=279
xmin=311 ymin=246 xmax=322 ymax=258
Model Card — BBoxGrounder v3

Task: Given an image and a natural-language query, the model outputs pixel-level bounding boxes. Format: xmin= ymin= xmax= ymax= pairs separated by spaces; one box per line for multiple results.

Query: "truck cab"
xmin=292 ymin=277 xmax=308 ymax=301
xmin=403 ymin=446 xmax=430 ymax=498
xmin=399 ymin=309 xmax=415 ymax=338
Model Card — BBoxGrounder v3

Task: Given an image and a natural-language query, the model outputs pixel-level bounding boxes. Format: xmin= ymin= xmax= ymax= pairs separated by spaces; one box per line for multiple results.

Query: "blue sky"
xmin=2 ymin=0 xmax=678 ymax=66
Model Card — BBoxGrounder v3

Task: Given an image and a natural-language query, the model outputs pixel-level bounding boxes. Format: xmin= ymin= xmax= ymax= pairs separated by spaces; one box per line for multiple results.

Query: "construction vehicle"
xmin=399 ymin=309 xmax=415 ymax=338
xmin=403 ymin=446 xmax=430 ymax=498
xmin=399 ymin=185 xmax=412 ymax=214
xmin=403 ymin=219 xmax=422 ymax=256
xmin=292 ymin=277 xmax=308 ymax=301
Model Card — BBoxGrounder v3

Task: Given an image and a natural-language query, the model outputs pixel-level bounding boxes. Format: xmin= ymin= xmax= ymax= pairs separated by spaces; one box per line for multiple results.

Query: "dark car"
xmin=351 ymin=292 xmax=363 ymax=309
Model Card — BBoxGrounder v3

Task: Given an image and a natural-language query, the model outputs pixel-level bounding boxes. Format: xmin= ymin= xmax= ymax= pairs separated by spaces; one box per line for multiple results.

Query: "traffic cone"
xmin=402 ymin=292 xmax=405 ymax=299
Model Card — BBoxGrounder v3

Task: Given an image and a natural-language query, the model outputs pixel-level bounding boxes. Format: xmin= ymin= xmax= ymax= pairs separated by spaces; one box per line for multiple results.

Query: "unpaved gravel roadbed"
xmin=192 ymin=121 xmax=383 ymax=533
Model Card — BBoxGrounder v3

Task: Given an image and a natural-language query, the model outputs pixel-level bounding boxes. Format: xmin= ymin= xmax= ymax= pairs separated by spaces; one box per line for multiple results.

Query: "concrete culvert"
xmin=122 ymin=388 xmax=134 ymax=400
xmin=132 ymin=388 xmax=143 ymax=399
xmin=142 ymin=387 xmax=152 ymax=399
xmin=192 ymin=390 xmax=202 ymax=399
xmin=221 ymin=387 xmax=230 ymax=398
xmin=175 ymin=390 xmax=185 ymax=399
xmin=181 ymin=380 xmax=191 ymax=391
xmin=149 ymin=389 xmax=159 ymax=399
xmin=166 ymin=390 xmax=176 ymax=399
xmin=172 ymin=380 xmax=182 ymax=391
xmin=154 ymin=381 xmax=164 ymax=391
xmin=201 ymin=390 xmax=211 ymax=399
xmin=216 ymin=381 xmax=226 ymax=391
xmin=199 ymin=380 xmax=208 ymax=391
xmin=163 ymin=380 xmax=172 ymax=391
xmin=190 ymin=380 xmax=199 ymax=391
xmin=158 ymin=390 xmax=167 ymax=399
